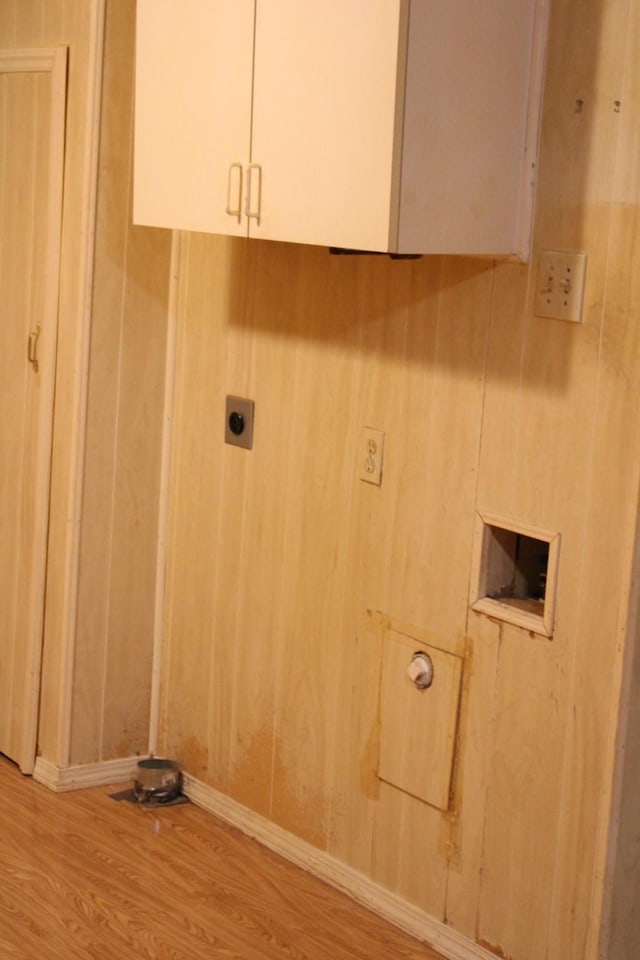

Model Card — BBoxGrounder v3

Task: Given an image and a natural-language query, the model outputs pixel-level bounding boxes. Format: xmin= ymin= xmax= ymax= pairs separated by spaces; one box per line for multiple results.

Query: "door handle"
xmin=225 ymin=163 xmax=243 ymax=221
xmin=245 ymin=163 xmax=262 ymax=225
xmin=27 ymin=324 xmax=41 ymax=372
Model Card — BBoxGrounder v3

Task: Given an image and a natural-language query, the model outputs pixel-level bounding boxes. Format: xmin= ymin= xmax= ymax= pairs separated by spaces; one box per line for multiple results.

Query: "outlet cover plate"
xmin=359 ymin=427 xmax=385 ymax=485
xmin=534 ymin=250 xmax=587 ymax=323
xmin=225 ymin=395 xmax=254 ymax=450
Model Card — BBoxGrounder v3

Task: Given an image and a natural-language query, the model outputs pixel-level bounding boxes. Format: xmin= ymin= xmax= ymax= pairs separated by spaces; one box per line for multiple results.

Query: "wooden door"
xmin=250 ymin=0 xmax=404 ymax=249
xmin=134 ymin=0 xmax=254 ymax=236
xmin=0 ymin=48 xmax=66 ymax=773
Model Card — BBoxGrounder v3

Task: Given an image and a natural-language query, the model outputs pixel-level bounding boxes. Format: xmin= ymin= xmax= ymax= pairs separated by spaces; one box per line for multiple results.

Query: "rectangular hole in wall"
xmin=471 ymin=514 xmax=560 ymax=638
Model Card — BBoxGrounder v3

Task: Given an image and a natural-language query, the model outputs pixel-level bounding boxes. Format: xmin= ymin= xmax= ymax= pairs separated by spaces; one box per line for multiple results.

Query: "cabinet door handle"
xmin=245 ymin=163 xmax=262 ymax=225
xmin=225 ymin=163 xmax=243 ymax=221
xmin=27 ymin=324 xmax=41 ymax=372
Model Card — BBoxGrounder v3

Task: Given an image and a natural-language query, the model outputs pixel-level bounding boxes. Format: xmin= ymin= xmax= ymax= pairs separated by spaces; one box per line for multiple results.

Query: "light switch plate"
xmin=534 ymin=250 xmax=588 ymax=323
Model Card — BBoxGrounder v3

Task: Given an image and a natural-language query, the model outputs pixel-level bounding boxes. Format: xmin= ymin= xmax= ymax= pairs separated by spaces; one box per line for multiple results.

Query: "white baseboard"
xmin=183 ymin=773 xmax=495 ymax=960
xmin=33 ymin=755 xmax=145 ymax=792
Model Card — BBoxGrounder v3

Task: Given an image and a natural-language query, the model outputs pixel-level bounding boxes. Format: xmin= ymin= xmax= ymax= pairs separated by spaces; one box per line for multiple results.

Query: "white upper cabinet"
xmin=134 ymin=0 xmax=546 ymax=258
xmin=134 ymin=0 xmax=254 ymax=237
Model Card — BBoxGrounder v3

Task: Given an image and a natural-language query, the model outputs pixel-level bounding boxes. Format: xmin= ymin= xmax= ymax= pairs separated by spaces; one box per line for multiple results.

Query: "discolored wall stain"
xmin=172 ymin=735 xmax=209 ymax=781
xmin=270 ymin=734 xmax=330 ymax=852
xmin=229 ymin=725 xmax=275 ymax=819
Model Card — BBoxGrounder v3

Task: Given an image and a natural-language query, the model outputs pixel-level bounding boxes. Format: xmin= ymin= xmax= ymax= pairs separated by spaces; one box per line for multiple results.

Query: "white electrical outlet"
xmin=359 ymin=427 xmax=385 ymax=486
xmin=534 ymin=250 xmax=588 ymax=323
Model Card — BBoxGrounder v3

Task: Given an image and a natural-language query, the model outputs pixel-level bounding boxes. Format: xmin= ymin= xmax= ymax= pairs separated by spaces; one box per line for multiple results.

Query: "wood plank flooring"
xmin=0 ymin=755 xmax=445 ymax=959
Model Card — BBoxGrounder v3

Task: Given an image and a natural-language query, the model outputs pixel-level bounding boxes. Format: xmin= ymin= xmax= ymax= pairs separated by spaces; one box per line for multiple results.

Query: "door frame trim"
xmin=51 ymin=0 xmax=107 ymax=771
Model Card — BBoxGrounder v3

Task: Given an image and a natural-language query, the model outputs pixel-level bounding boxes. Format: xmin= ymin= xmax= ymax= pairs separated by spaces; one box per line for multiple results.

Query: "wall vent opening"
xmin=471 ymin=514 xmax=560 ymax=637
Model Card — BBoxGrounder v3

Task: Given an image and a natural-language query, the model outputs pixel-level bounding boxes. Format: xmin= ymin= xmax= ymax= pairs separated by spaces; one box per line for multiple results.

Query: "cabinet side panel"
xmin=398 ymin=0 xmax=536 ymax=255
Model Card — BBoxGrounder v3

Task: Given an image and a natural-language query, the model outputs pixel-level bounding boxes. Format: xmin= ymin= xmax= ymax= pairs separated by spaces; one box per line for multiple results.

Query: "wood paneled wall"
xmin=6 ymin=0 xmax=638 ymax=957
xmin=157 ymin=1 xmax=640 ymax=959
xmin=70 ymin=0 xmax=171 ymax=764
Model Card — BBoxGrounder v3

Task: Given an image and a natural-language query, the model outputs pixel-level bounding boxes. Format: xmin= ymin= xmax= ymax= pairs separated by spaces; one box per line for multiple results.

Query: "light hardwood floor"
xmin=0 ymin=755 xmax=444 ymax=959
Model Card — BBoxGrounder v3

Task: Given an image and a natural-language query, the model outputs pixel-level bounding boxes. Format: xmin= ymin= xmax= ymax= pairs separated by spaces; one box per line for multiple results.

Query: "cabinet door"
xmin=134 ymin=0 xmax=254 ymax=236
xmin=250 ymin=0 xmax=405 ymax=250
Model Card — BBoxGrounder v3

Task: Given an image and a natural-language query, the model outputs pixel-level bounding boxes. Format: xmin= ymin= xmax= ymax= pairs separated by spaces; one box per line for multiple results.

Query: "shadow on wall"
xmin=225 ymin=234 xmax=496 ymax=350
xmin=197 ymin=0 xmax=606 ymax=393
